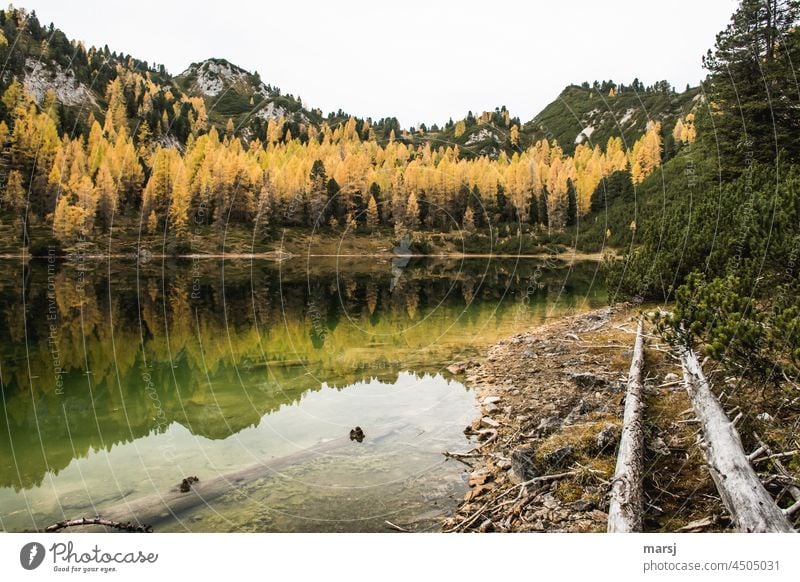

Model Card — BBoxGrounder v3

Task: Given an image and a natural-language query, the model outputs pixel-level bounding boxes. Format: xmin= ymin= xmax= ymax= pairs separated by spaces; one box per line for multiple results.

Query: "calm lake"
xmin=0 ymin=256 xmax=606 ymax=532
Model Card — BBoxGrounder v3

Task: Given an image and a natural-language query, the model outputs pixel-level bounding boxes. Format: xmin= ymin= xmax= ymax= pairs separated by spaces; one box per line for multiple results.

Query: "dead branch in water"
xmin=443 ymin=450 xmax=478 ymax=466
xmin=45 ymin=517 xmax=152 ymax=533
xmin=446 ymin=429 xmax=498 ymax=462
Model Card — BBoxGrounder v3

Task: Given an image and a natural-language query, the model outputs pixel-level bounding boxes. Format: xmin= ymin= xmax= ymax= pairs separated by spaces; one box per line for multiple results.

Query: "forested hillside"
xmin=0 ymin=4 xmax=703 ymax=257
xmin=525 ymin=81 xmax=701 ymax=155
xmin=606 ymin=0 xmax=800 ymax=385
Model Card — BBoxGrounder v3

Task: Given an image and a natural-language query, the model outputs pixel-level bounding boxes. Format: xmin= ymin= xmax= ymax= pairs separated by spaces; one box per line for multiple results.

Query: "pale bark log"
xmin=608 ymin=318 xmax=646 ymax=533
xmin=681 ymin=349 xmax=794 ymax=533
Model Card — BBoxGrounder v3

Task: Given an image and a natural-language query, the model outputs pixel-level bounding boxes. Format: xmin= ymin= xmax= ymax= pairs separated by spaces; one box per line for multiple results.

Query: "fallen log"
xmin=680 ymin=349 xmax=794 ymax=532
xmin=45 ymin=517 xmax=152 ymax=533
xmin=608 ymin=318 xmax=646 ymax=533
xmin=100 ymin=423 xmax=404 ymax=529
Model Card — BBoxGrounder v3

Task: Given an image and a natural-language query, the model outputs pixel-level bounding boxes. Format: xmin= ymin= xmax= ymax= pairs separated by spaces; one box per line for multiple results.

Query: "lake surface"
xmin=0 ymin=255 xmax=606 ymax=532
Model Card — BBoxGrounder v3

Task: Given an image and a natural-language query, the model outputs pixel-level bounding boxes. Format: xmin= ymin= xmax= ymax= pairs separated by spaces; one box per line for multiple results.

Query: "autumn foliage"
xmin=1 ymin=79 xmax=674 ymax=248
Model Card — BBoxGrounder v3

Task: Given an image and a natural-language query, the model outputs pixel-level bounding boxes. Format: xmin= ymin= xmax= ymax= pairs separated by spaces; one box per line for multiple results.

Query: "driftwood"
xmin=445 ymin=501 xmax=490 ymax=533
xmin=101 ymin=424 xmax=402 ymax=528
xmin=680 ymin=349 xmax=794 ymax=532
xmin=675 ymin=514 xmax=719 ymax=533
xmin=519 ymin=470 xmax=576 ymax=489
xmin=753 ymin=433 xmax=800 ymax=519
xmin=45 ymin=517 xmax=152 ymax=533
xmin=446 ymin=470 xmax=577 ymax=533
xmin=608 ymin=318 xmax=646 ymax=533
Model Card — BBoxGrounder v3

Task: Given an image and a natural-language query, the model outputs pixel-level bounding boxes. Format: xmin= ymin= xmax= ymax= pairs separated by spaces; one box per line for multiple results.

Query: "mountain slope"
xmin=1 ymin=7 xmax=702 ymax=157
xmin=525 ymin=83 xmax=703 ymax=154
xmin=0 ymin=8 xmax=322 ymax=143
xmin=412 ymin=83 xmax=702 ymax=160
xmin=175 ymin=58 xmax=313 ymax=140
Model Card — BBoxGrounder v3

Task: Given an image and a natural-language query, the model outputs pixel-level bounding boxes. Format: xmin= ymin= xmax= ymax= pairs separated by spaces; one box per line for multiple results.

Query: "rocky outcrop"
xmin=23 ymin=58 xmax=97 ymax=107
xmin=179 ymin=58 xmax=258 ymax=98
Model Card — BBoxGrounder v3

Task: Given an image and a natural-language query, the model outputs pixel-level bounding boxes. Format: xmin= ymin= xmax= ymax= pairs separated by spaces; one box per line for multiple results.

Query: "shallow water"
xmin=0 ymin=256 xmax=606 ymax=532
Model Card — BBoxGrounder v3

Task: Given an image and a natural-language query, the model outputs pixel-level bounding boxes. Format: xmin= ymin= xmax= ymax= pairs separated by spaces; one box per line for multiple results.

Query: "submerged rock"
xmin=349 ymin=426 xmax=365 ymax=442
xmin=446 ymin=363 xmax=467 ymax=375
xmin=180 ymin=476 xmax=200 ymax=493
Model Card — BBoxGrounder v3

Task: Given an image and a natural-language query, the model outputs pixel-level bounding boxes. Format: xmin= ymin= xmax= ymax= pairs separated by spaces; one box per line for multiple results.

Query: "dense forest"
xmin=610 ymin=0 xmax=800 ymax=384
xmin=0 ymin=5 xmax=695 ymax=257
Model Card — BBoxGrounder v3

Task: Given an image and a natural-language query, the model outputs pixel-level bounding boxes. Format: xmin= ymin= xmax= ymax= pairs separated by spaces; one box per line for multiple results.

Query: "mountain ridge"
xmin=0 ymin=6 xmax=696 ymax=155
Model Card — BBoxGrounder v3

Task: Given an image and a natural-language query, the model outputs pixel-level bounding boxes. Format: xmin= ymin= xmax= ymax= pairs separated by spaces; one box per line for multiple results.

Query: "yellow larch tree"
xmin=168 ymin=163 xmax=191 ymax=240
xmin=366 ymin=194 xmax=379 ymax=231
xmin=630 ymin=121 xmax=662 ymax=184
xmin=673 ymin=114 xmax=696 ymax=145
xmin=3 ymin=169 xmax=26 ymax=213
xmin=94 ymin=162 xmax=117 ymax=228
xmin=405 ymin=191 xmax=420 ymax=229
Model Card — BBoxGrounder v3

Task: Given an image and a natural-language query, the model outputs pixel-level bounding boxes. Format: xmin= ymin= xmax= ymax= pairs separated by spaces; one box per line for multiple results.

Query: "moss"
xmin=583 ymin=457 xmax=616 ymax=479
xmin=554 ymin=481 xmax=584 ymax=503
xmin=535 ymin=417 xmax=621 ymax=460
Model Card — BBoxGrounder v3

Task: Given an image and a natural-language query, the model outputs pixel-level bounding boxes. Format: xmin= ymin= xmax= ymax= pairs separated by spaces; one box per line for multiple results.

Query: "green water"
xmin=0 ymin=256 xmax=606 ymax=532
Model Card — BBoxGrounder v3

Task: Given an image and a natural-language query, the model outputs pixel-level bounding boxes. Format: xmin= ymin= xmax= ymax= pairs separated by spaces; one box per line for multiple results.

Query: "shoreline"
xmin=0 ymin=251 xmax=609 ymax=261
xmin=443 ymin=304 xmax=723 ymax=533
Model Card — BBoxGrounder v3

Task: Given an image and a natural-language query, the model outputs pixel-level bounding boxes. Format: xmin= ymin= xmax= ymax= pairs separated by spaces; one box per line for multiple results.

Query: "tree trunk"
xmin=608 ymin=318 xmax=646 ymax=532
xmin=100 ymin=423 xmax=402 ymax=528
xmin=680 ymin=348 xmax=794 ymax=533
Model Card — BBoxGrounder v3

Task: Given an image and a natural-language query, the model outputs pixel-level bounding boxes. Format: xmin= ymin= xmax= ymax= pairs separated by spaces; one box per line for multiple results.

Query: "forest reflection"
xmin=0 ymin=257 xmax=605 ymax=492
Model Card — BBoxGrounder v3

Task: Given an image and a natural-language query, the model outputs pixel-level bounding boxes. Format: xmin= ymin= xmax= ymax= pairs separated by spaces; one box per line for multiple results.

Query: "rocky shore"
xmin=443 ymin=304 xmax=729 ymax=533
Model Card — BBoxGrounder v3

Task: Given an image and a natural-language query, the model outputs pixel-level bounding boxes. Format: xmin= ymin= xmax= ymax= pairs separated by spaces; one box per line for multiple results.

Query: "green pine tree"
xmin=702 ymin=0 xmax=800 ymax=168
xmin=566 ymin=179 xmax=577 ymax=227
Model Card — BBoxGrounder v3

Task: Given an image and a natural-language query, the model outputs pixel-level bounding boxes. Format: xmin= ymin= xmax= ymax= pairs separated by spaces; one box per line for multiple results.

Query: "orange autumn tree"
xmin=0 ymin=76 xmax=676 ymax=246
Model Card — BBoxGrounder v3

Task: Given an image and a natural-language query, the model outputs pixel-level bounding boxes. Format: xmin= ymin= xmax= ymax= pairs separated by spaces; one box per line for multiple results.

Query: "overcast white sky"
xmin=18 ymin=0 xmax=737 ymax=127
